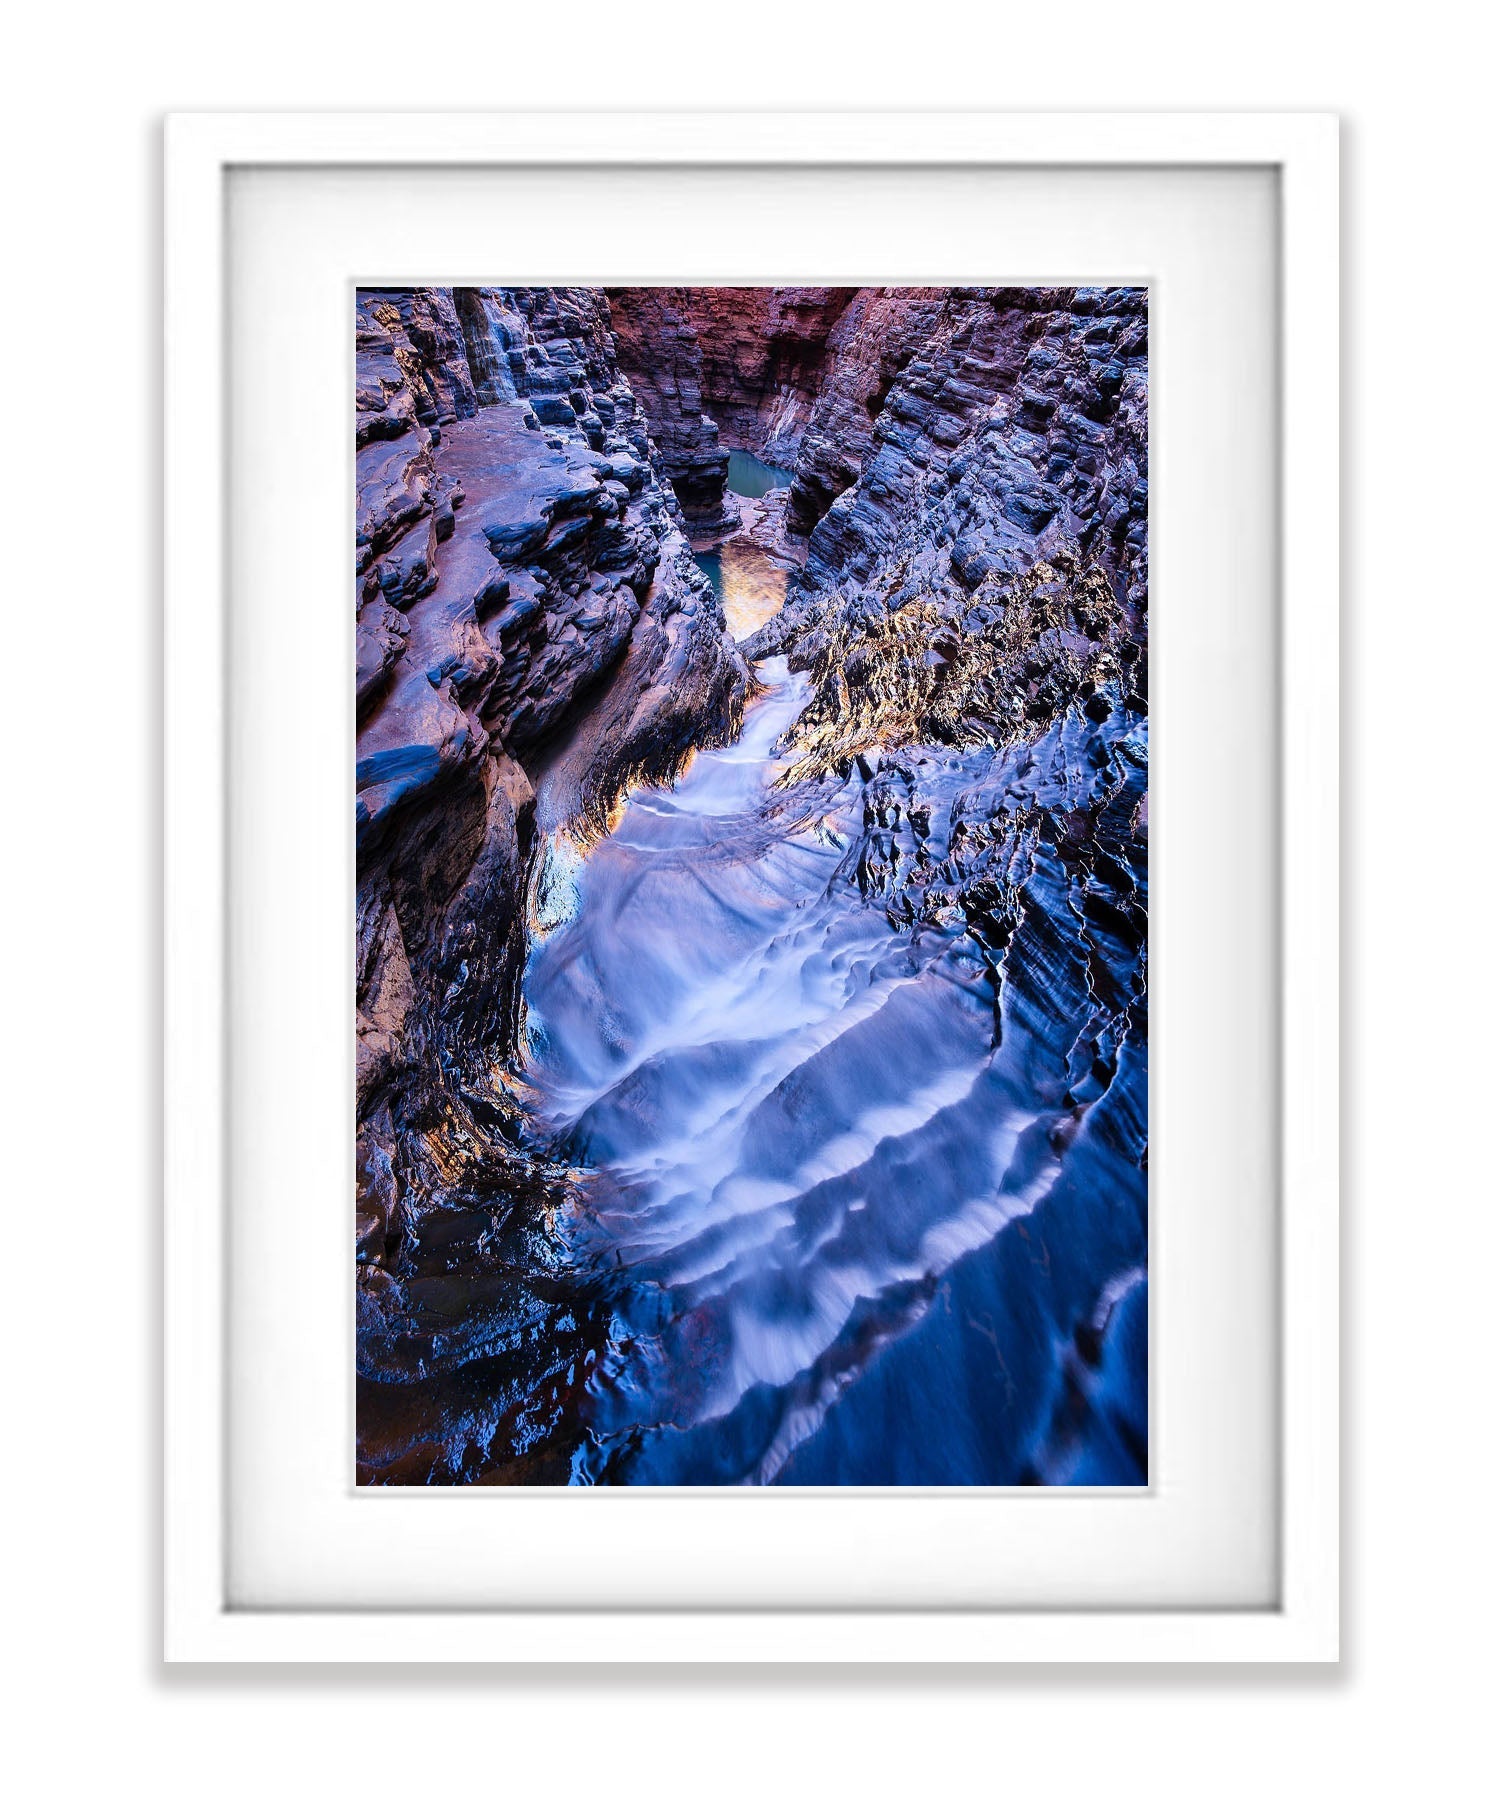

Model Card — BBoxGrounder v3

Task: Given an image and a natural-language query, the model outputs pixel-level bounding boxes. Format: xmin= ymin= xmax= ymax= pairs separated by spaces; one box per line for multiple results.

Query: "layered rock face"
xmin=775 ymin=287 xmax=949 ymax=536
xmin=354 ymin=287 xmax=749 ymax=1481
xmin=603 ymin=286 xmax=867 ymax=541
xmin=612 ymin=287 xmax=1143 ymax=584
xmin=676 ymin=287 xmax=857 ymax=462
xmin=739 ymin=286 xmax=1150 ymax=1480
xmin=751 ymin=285 xmax=1149 ymax=714
xmin=604 ymin=288 xmax=736 ymax=543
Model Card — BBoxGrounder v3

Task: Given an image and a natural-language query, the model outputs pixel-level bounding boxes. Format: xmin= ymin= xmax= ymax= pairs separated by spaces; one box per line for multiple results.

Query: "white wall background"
xmin=4 ymin=3 xmax=1493 ymax=1793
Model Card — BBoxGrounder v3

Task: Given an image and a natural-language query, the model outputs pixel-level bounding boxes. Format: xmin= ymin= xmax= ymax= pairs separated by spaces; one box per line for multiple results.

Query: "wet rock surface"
xmin=354 ymin=288 xmax=750 ymax=1482
xmin=355 ymin=286 xmax=1147 ymax=1486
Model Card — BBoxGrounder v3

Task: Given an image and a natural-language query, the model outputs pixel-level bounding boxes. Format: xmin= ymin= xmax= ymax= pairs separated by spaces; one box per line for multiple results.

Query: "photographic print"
xmin=355 ymin=287 xmax=1148 ymax=1486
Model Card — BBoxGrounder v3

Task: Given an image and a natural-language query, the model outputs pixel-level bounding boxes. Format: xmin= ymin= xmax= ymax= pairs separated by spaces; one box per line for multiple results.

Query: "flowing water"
xmin=518 ymin=525 xmax=1149 ymax=1485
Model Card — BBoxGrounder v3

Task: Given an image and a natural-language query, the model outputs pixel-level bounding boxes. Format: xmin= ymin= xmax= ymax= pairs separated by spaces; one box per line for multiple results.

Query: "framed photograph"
xmin=165 ymin=111 xmax=1338 ymax=1661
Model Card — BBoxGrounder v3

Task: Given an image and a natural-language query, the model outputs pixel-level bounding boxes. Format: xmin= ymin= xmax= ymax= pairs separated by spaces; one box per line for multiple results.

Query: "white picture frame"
xmin=164 ymin=110 xmax=1338 ymax=1663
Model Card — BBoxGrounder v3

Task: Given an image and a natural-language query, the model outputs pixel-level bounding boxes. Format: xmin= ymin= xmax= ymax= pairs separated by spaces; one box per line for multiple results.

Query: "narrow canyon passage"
xmin=355 ymin=285 xmax=1149 ymax=1486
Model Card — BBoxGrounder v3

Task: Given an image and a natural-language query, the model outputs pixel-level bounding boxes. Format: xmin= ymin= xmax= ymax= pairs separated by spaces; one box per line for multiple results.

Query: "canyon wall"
xmin=745 ymin=285 xmax=1150 ymax=1481
xmin=676 ymin=286 xmax=857 ymax=462
xmin=602 ymin=288 xmax=736 ymax=542
xmin=753 ymin=285 xmax=1148 ymax=670
xmin=355 ymin=287 xmax=750 ymax=1480
xmin=605 ymin=285 xmax=867 ymax=541
xmin=607 ymin=287 xmax=1141 ymax=582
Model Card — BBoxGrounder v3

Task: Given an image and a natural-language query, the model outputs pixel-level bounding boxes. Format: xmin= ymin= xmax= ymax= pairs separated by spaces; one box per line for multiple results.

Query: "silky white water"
xmin=520 ymin=644 xmax=1066 ymax=1482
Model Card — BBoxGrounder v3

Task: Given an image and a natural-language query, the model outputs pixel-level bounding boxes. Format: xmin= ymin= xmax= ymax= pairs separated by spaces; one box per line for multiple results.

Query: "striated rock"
xmin=617 ymin=287 xmax=1142 ymax=589
xmin=353 ymin=287 xmax=751 ymax=1482
xmin=727 ymin=287 xmax=1150 ymax=1482
xmin=767 ymin=552 xmax=1130 ymax=784
xmin=355 ymin=285 xmax=750 ymax=863
xmin=678 ymin=287 xmax=857 ymax=461
xmin=358 ymin=288 xmax=477 ymax=436
xmin=780 ymin=287 xmax=949 ymax=536
xmin=354 ymin=283 xmax=1148 ymax=1486
xmin=749 ymin=286 xmax=1148 ymax=674
xmin=605 ymin=288 xmax=735 ymax=542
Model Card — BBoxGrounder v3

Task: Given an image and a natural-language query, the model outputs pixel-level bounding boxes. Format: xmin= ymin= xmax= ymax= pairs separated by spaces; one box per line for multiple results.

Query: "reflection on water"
xmin=726 ymin=448 xmax=793 ymax=499
xmin=694 ymin=538 xmax=789 ymax=639
xmin=693 ymin=451 xmax=796 ymax=638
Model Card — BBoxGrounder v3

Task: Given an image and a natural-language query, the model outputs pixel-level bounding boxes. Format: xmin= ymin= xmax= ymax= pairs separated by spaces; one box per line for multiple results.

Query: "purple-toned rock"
xmin=353 ymin=286 xmax=752 ymax=1482
xmin=353 ymin=284 xmax=1148 ymax=1488
xmin=605 ymin=288 xmax=735 ymax=542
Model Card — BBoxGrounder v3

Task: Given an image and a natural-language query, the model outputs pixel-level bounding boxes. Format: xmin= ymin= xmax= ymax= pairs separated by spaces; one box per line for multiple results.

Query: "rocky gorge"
xmin=355 ymin=285 xmax=1148 ymax=1485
